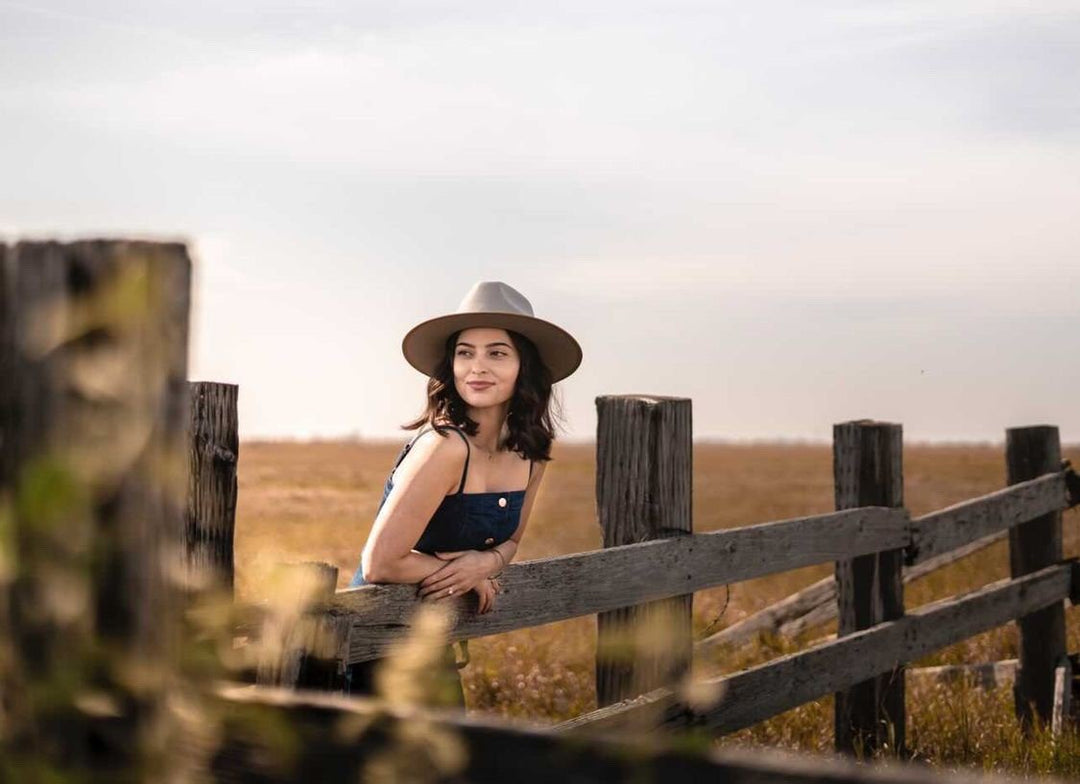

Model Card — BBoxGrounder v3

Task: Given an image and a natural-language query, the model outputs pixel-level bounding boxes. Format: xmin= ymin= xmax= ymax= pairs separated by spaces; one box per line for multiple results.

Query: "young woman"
xmin=345 ymin=280 xmax=582 ymax=701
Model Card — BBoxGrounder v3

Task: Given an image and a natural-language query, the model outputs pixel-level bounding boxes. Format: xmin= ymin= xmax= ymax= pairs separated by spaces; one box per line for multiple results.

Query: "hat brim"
xmin=402 ymin=312 xmax=582 ymax=383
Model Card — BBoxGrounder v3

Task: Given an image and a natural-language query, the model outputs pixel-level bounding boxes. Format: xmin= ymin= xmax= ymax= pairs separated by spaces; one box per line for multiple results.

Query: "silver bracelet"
xmin=489 ymin=547 xmax=507 ymax=575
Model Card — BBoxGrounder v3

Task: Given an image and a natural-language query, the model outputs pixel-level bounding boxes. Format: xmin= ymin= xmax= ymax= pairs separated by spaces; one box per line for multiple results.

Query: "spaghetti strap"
xmin=432 ymin=425 xmax=471 ymax=495
xmin=393 ymin=426 xmax=470 ymax=495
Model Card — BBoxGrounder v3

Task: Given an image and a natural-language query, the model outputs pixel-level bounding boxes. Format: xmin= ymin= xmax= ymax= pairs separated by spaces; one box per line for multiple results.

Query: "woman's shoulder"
xmin=403 ymin=424 xmax=469 ymax=468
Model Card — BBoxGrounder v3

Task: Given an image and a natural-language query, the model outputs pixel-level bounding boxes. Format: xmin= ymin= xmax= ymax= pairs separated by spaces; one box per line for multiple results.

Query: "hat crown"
xmin=456 ymin=281 xmax=534 ymax=318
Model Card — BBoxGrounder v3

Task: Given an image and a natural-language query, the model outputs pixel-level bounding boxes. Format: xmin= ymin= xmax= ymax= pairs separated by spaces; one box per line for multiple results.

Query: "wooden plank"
xmin=696 ymin=574 xmax=837 ymax=651
xmin=186 ymin=381 xmax=239 ymax=593
xmin=833 ymin=421 xmax=905 ymax=755
xmin=0 ymin=240 xmax=191 ymax=775
xmin=910 ymin=472 xmax=1068 ymax=566
xmin=595 ymin=395 xmax=693 ymax=706
xmin=699 ymin=473 xmax=1070 ymax=653
xmin=333 ymin=506 xmax=909 ymax=663
xmin=1052 ymin=659 xmax=1071 ymax=738
xmin=1006 ymin=426 xmax=1067 ymax=730
xmin=558 ymin=562 xmax=1075 ymax=735
xmin=907 ymin=659 xmax=1018 ymax=691
xmin=212 ymin=684 xmax=1032 ymax=784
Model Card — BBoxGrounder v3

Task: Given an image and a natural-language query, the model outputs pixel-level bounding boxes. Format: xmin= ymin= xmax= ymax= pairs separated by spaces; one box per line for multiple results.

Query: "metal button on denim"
xmin=484 ymin=537 xmax=495 ymax=545
xmin=498 ymin=497 xmax=507 ymax=508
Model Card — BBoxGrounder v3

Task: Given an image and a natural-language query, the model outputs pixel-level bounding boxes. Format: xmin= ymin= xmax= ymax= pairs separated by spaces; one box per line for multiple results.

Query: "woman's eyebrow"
xmin=455 ymin=341 xmax=513 ymax=349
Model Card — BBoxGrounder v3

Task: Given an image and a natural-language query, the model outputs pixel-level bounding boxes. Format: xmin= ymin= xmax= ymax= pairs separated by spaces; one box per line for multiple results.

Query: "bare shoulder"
xmin=396 ymin=427 xmax=468 ymax=481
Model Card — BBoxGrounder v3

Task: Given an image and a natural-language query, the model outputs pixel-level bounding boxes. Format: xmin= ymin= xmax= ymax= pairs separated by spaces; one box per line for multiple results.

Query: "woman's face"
xmin=453 ymin=327 xmax=520 ymax=412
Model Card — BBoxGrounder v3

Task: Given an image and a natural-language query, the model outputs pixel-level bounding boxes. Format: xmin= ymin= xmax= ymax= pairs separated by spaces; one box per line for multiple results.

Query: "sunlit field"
xmin=235 ymin=438 xmax=1080 ymax=776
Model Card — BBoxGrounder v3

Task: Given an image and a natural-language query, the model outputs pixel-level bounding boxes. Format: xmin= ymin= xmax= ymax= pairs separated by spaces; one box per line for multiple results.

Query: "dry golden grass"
xmin=235 ymin=438 xmax=1080 ymax=774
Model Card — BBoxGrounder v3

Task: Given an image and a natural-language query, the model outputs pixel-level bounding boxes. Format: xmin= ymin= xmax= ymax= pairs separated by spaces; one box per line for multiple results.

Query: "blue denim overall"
xmin=345 ymin=424 xmax=529 ymax=699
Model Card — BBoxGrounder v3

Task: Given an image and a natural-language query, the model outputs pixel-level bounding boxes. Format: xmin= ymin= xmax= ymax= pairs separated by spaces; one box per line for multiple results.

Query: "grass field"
xmin=235 ymin=438 xmax=1080 ymax=775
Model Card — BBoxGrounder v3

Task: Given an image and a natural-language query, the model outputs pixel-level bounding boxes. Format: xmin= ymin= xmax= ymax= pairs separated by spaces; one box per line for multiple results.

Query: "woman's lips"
xmin=467 ymin=382 xmax=495 ymax=390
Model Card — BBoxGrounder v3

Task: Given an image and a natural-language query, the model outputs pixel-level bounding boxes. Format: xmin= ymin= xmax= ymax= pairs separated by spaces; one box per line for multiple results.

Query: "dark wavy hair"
xmin=404 ymin=329 xmax=558 ymax=461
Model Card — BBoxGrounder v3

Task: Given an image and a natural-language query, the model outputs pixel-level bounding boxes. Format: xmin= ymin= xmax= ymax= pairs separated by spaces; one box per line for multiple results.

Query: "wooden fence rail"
xmin=331 ymin=506 xmax=908 ymax=662
xmin=321 ymin=468 xmax=1073 ymax=666
xmin=558 ymin=562 xmax=1077 ymax=733
xmin=695 ymin=470 xmax=1071 ymax=654
xmin=210 ymin=685 xmax=1038 ymax=784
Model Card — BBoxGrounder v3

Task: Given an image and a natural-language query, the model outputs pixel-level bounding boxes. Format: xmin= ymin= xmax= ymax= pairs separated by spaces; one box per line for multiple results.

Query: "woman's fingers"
xmin=419 ymin=561 xmax=460 ymax=589
xmin=435 ymin=550 xmax=467 ymax=561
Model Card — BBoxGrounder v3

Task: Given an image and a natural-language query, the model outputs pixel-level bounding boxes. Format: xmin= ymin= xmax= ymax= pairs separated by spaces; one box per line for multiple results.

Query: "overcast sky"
xmin=3 ymin=1 xmax=1079 ymax=442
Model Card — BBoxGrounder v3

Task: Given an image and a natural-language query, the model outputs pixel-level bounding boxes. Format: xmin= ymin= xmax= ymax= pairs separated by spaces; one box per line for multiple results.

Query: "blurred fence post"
xmin=186 ymin=381 xmax=239 ymax=594
xmin=833 ymin=420 xmax=906 ymax=756
xmin=595 ymin=395 xmax=693 ymax=707
xmin=1006 ymin=425 xmax=1066 ymax=730
xmin=0 ymin=240 xmax=191 ymax=776
xmin=256 ymin=561 xmax=350 ymax=689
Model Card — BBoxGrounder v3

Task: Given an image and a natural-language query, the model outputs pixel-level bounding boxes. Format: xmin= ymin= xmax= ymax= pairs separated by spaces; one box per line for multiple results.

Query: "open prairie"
xmin=236 ymin=438 xmax=1080 ymax=773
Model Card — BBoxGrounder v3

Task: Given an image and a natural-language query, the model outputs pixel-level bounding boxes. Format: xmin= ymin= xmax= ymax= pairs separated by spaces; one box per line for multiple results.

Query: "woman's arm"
xmin=360 ymin=430 xmax=467 ymax=585
xmin=417 ymin=460 xmax=548 ymax=598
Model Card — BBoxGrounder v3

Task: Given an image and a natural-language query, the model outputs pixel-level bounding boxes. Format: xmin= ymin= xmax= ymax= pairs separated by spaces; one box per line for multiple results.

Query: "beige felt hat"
xmin=402 ymin=281 xmax=582 ymax=382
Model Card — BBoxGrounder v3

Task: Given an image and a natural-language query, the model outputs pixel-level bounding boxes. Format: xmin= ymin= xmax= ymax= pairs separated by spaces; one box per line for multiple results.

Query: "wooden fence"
xmin=281 ymin=406 xmax=1078 ymax=756
xmin=3 ymin=239 xmax=1077 ymax=782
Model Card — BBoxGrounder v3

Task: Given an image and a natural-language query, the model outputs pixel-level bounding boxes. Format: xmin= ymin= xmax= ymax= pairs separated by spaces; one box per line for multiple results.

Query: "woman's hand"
xmin=418 ymin=550 xmax=500 ymax=601
xmin=474 ymin=577 xmax=500 ymax=614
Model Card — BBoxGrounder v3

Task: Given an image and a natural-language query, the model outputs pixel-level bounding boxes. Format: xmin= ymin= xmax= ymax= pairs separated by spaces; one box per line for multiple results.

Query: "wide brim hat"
xmin=402 ymin=281 xmax=582 ymax=382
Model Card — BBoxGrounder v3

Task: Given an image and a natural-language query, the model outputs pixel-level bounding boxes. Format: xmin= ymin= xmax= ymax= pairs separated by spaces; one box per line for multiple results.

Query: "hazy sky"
xmin=3 ymin=1 xmax=1079 ymax=442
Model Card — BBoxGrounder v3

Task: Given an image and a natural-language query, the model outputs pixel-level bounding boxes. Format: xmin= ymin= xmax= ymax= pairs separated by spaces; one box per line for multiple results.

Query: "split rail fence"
xmin=269 ymin=402 xmax=1080 ymax=756
xmin=3 ymin=239 xmax=1078 ymax=782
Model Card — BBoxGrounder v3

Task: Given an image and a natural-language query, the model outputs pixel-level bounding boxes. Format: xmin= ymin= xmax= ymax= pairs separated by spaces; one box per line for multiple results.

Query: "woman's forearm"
xmin=361 ymin=549 xmax=447 ymax=584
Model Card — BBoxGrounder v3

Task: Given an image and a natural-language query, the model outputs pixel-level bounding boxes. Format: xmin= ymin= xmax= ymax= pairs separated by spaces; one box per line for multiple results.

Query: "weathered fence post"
xmin=256 ymin=561 xmax=351 ymax=689
xmin=833 ymin=420 xmax=906 ymax=756
xmin=186 ymin=381 xmax=239 ymax=593
xmin=595 ymin=395 xmax=692 ymax=707
xmin=0 ymin=240 xmax=191 ymax=777
xmin=1006 ymin=425 xmax=1066 ymax=730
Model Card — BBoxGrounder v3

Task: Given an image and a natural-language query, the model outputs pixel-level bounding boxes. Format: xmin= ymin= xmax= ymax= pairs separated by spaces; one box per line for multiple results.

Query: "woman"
xmin=345 ymin=280 xmax=582 ymax=702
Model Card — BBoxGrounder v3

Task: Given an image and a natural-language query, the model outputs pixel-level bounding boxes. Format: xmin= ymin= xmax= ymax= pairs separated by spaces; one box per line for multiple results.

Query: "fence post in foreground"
xmin=186 ymin=381 xmax=239 ymax=594
xmin=833 ymin=420 xmax=906 ymax=756
xmin=1006 ymin=425 xmax=1066 ymax=730
xmin=0 ymin=240 xmax=191 ymax=776
xmin=595 ymin=395 xmax=693 ymax=707
xmin=256 ymin=561 xmax=349 ymax=689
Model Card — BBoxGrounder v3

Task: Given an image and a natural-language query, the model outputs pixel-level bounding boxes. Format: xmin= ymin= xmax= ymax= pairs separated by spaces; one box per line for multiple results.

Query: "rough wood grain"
xmin=910 ymin=472 xmax=1068 ymax=566
xmin=212 ymin=684 xmax=1035 ymax=784
xmin=833 ymin=421 xmax=906 ymax=755
xmin=595 ymin=395 xmax=693 ymax=706
xmin=333 ymin=506 xmax=909 ymax=663
xmin=1006 ymin=426 xmax=1067 ymax=730
xmin=698 ymin=471 xmax=1070 ymax=653
xmin=186 ymin=381 xmax=239 ymax=593
xmin=0 ymin=240 xmax=191 ymax=774
xmin=558 ymin=563 xmax=1074 ymax=735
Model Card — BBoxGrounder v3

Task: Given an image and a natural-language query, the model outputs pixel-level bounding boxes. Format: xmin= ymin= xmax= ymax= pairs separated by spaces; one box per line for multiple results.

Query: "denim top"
xmin=349 ymin=425 xmax=529 ymax=587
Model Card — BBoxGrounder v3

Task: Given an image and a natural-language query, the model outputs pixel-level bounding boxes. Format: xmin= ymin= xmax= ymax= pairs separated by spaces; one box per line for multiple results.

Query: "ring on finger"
xmin=447 ymin=587 xmax=454 ymax=596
